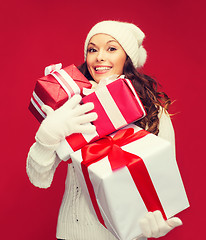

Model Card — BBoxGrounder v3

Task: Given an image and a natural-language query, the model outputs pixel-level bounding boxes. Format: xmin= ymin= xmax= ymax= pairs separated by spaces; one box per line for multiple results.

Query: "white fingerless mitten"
xmin=139 ymin=210 xmax=182 ymax=238
xmin=36 ymin=94 xmax=98 ymax=145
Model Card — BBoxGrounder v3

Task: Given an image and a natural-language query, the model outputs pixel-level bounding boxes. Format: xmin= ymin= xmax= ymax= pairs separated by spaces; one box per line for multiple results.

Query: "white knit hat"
xmin=84 ymin=20 xmax=147 ymax=68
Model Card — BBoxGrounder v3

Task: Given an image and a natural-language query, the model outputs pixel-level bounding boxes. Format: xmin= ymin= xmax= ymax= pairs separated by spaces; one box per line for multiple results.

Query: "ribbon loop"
xmin=81 ymin=136 xmax=111 ymax=165
xmin=112 ymin=128 xmax=134 ymax=146
xmin=44 ymin=63 xmax=62 ymax=76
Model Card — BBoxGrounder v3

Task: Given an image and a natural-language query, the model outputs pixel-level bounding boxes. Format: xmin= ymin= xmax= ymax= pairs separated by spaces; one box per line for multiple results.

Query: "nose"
xmin=96 ymin=49 xmax=105 ymax=62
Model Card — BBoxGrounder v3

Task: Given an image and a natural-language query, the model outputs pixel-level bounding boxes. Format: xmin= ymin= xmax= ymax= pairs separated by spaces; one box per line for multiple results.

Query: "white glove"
xmin=139 ymin=210 xmax=182 ymax=238
xmin=36 ymin=94 xmax=98 ymax=145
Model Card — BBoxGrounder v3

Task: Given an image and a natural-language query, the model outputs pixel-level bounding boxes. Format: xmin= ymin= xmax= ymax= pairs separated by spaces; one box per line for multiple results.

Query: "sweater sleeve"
xmin=26 ymin=135 xmax=61 ymax=189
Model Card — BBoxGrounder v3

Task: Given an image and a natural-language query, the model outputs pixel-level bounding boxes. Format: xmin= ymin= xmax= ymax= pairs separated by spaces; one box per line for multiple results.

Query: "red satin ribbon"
xmin=66 ymin=133 xmax=89 ymax=152
xmin=81 ymin=128 xmax=167 ymax=227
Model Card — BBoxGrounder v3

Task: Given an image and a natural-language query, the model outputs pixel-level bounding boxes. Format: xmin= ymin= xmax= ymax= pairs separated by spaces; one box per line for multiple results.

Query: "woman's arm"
xmin=26 ymin=136 xmax=61 ymax=188
xmin=26 ymin=95 xmax=97 ymax=188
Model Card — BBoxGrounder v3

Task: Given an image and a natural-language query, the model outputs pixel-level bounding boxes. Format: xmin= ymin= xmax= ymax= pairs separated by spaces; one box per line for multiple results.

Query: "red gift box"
xmin=29 ymin=64 xmax=92 ymax=123
xmin=56 ymin=78 xmax=146 ymax=161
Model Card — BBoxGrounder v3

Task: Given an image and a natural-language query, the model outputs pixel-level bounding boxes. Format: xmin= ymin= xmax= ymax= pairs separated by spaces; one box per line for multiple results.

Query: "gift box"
xmin=70 ymin=124 xmax=189 ymax=240
xmin=56 ymin=78 xmax=146 ymax=161
xmin=29 ymin=64 xmax=92 ymax=123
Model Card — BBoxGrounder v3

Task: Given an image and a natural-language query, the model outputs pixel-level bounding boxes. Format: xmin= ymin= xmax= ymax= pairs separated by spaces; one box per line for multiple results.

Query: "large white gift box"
xmin=70 ymin=124 xmax=189 ymax=240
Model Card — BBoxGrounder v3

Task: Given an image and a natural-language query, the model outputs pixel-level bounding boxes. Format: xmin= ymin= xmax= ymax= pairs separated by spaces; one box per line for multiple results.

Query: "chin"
xmin=93 ymin=74 xmax=113 ymax=83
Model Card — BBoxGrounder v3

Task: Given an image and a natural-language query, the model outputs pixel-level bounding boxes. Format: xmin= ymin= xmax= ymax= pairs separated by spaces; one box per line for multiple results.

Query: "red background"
xmin=1 ymin=0 xmax=205 ymax=239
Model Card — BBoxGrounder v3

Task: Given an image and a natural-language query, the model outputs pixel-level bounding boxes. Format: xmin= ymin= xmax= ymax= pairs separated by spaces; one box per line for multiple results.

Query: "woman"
xmin=27 ymin=20 xmax=182 ymax=240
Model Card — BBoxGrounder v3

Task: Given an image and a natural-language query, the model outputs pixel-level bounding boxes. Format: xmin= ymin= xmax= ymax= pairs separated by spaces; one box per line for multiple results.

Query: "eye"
xmin=87 ymin=48 xmax=97 ymax=53
xmin=108 ymin=47 xmax=117 ymax=52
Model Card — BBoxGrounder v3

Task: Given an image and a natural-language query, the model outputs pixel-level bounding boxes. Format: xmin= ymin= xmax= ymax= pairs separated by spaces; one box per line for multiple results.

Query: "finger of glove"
xmin=153 ymin=210 xmax=170 ymax=237
xmin=75 ymin=112 xmax=98 ymax=125
xmin=62 ymin=95 xmax=82 ymax=110
xmin=139 ymin=217 xmax=152 ymax=238
xmin=144 ymin=211 xmax=161 ymax=238
xmin=73 ymin=123 xmax=96 ymax=134
xmin=73 ymin=102 xmax=95 ymax=116
xmin=166 ymin=217 xmax=182 ymax=229
xmin=41 ymin=105 xmax=54 ymax=116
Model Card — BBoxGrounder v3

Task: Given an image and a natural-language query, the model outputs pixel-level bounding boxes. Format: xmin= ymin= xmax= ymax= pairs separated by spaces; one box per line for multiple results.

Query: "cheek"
xmin=86 ymin=56 xmax=91 ymax=68
xmin=115 ymin=56 xmax=126 ymax=73
xmin=86 ymin=57 xmax=93 ymax=72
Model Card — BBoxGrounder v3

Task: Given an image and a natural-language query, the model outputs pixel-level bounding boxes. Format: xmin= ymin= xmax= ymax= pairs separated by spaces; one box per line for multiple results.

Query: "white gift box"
xmin=71 ymin=124 xmax=189 ymax=240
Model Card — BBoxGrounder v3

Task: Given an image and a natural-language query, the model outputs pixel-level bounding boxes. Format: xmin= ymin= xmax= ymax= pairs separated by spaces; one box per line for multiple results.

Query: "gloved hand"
xmin=139 ymin=210 xmax=182 ymax=238
xmin=36 ymin=94 xmax=98 ymax=145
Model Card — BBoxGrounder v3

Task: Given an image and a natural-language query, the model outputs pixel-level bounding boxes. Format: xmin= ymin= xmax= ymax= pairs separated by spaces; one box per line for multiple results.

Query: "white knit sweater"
xmin=26 ymin=108 xmax=175 ymax=240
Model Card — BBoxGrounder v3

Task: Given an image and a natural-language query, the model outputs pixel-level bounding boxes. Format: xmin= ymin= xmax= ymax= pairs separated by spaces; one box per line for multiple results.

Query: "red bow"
xmin=82 ymin=128 xmax=148 ymax=170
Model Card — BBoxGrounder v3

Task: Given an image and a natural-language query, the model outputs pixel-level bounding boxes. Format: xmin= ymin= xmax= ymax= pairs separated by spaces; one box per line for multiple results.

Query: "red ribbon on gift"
xmin=81 ymin=128 xmax=167 ymax=227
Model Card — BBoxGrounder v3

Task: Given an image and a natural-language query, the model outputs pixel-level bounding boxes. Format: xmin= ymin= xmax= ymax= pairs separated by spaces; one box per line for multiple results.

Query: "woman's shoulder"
xmin=157 ymin=106 xmax=175 ymax=147
xmin=158 ymin=106 xmax=170 ymax=119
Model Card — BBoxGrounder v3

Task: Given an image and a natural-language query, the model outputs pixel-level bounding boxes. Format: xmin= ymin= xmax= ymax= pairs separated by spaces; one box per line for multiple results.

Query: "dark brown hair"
xmin=78 ymin=58 xmax=171 ymax=135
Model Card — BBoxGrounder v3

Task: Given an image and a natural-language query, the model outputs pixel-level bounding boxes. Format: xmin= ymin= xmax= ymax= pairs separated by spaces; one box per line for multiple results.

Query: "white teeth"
xmin=95 ymin=67 xmax=111 ymax=71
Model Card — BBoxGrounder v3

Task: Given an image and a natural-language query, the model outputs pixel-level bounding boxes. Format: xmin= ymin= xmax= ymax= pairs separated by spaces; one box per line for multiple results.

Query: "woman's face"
xmin=86 ymin=34 xmax=127 ymax=83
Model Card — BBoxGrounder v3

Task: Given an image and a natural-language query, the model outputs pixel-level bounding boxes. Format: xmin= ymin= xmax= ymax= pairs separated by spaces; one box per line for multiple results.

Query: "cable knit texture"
xmin=26 ymin=108 xmax=175 ymax=240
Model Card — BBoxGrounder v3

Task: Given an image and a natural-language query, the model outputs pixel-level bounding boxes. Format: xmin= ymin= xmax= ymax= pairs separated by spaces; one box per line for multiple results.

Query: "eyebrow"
xmin=88 ymin=39 xmax=118 ymax=47
xmin=88 ymin=42 xmax=96 ymax=47
xmin=107 ymin=40 xmax=118 ymax=44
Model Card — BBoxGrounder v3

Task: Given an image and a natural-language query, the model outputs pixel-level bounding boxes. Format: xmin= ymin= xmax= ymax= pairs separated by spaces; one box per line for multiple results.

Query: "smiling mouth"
xmin=94 ymin=66 xmax=112 ymax=72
